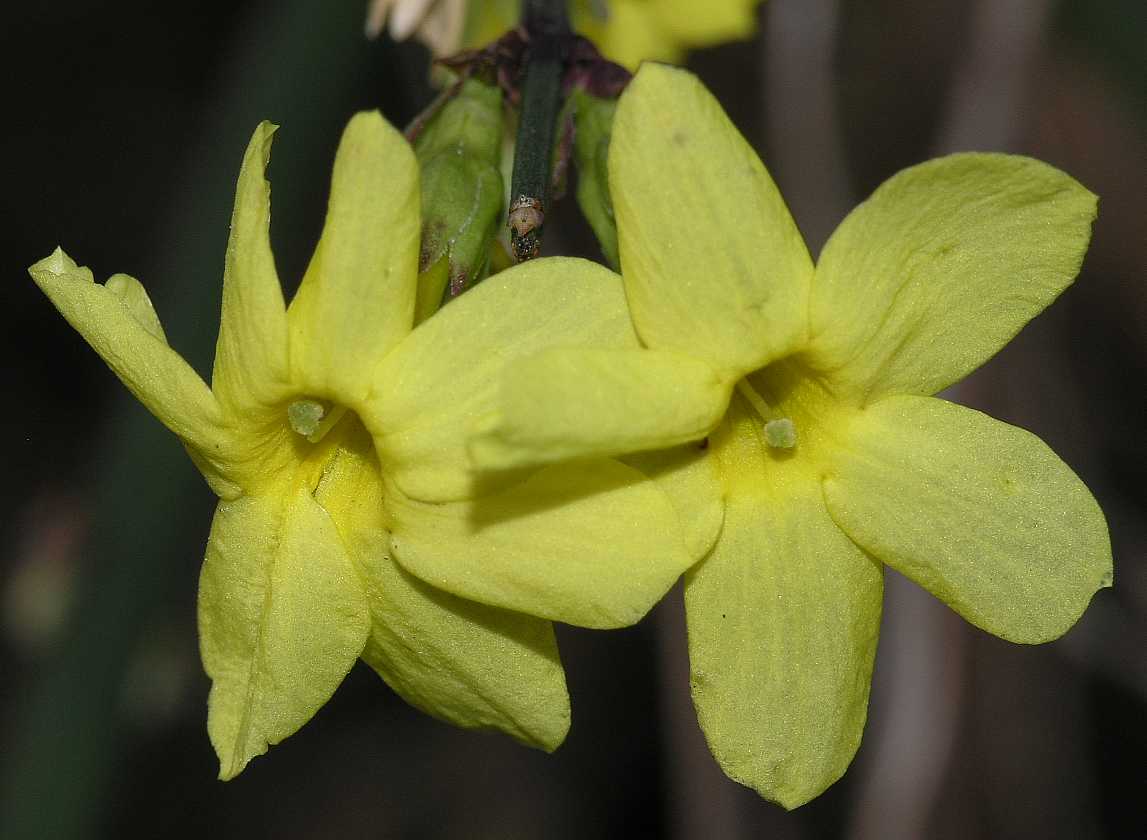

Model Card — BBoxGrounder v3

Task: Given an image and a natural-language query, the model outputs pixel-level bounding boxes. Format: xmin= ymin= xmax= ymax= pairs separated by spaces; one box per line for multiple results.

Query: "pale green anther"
xmin=287 ymin=399 xmax=347 ymax=443
xmin=412 ymin=77 xmax=505 ymax=320
xmin=288 ymin=399 xmax=325 ymax=438
xmin=568 ymin=89 xmax=619 ymax=268
xmin=765 ymin=418 xmax=797 ymax=449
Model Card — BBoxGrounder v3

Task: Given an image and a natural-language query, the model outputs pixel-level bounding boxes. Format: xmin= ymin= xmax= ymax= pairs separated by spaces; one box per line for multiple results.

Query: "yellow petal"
xmin=386 ymin=459 xmax=695 ymax=629
xmin=823 ymin=394 xmax=1112 ymax=643
xmin=364 ymin=561 xmax=571 ymax=750
xmin=574 ymin=3 xmax=678 ymax=68
xmin=610 ymin=64 xmax=813 ymax=377
xmin=687 ymin=403 xmax=883 ymax=809
xmin=369 ymin=257 xmax=635 ymax=503
xmin=106 ymin=273 xmax=166 ymax=342
xmin=653 ymin=0 xmax=760 ymax=46
xmin=28 ymin=249 xmax=229 ymax=464
xmin=808 ymin=154 xmax=1097 ymax=401
xmin=622 ymin=443 xmax=725 ymax=562
xmin=198 ymin=487 xmax=370 ymax=779
xmin=470 ymin=346 xmax=730 ymax=471
xmin=211 ymin=121 xmax=292 ymax=415
xmin=314 ymin=422 xmax=571 ymax=751
xmin=288 ymin=111 xmax=419 ymax=404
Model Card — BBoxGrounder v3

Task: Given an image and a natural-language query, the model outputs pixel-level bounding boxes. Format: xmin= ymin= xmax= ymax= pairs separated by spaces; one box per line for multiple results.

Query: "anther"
xmin=288 ymin=399 xmax=346 ymax=443
xmin=764 ymin=418 xmax=797 ymax=450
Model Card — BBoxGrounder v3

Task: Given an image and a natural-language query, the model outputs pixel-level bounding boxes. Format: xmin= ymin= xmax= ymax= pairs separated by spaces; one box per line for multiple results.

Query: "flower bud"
xmin=568 ymin=88 xmax=619 ymax=268
xmin=411 ymin=77 xmax=505 ymax=322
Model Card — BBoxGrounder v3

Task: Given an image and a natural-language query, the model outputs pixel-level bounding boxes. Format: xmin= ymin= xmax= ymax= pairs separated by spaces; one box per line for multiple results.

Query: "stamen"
xmin=287 ymin=399 xmax=347 ymax=444
xmin=288 ymin=400 xmax=325 ymax=437
xmin=734 ymin=379 xmax=772 ymax=420
xmin=764 ymin=418 xmax=797 ymax=450
xmin=736 ymin=380 xmax=798 ymax=450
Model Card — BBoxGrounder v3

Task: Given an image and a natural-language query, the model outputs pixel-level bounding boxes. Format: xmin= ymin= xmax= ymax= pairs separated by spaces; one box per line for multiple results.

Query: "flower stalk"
xmin=508 ymin=0 xmax=571 ymax=261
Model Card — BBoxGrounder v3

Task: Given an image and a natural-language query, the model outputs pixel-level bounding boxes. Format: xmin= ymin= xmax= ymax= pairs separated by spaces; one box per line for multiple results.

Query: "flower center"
xmin=735 ymin=379 xmax=798 ymax=450
xmin=287 ymin=398 xmax=348 ymax=444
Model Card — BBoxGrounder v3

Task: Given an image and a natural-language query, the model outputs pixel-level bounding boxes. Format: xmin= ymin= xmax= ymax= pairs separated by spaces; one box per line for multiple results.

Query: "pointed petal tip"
xmin=29 ymin=246 xmax=79 ymax=279
xmin=539 ymin=721 xmax=571 ymax=754
xmin=244 ymin=120 xmax=279 ymax=169
xmin=216 ymin=749 xmax=255 ymax=782
xmin=766 ymin=784 xmax=828 ymax=812
xmin=999 ymin=561 xmax=1114 ymax=645
xmin=705 ymin=741 xmax=850 ymax=811
xmin=213 ymin=731 xmax=261 ymax=781
xmin=515 ymin=696 xmax=571 ymax=754
xmin=715 ymin=747 xmax=853 ymax=811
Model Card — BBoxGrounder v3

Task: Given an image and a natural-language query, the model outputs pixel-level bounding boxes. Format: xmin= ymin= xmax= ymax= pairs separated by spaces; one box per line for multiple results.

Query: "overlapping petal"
xmin=288 ymin=111 xmax=420 ymax=404
xmin=105 ymin=273 xmax=166 ymax=342
xmin=823 ymin=394 xmax=1112 ymax=643
xmin=361 ymin=560 xmax=571 ymax=751
xmin=622 ymin=444 xmax=725 ymax=562
xmin=198 ymin=487 xmax=371 ymax=780
xmin=28 ymin=249 xmax=230 ymax=467
xmin=386 ymin=459 xmax=695 ymax=629
xmin=687 ymin=401 xmax=882 ymax=809
xmin=211 ymin=121 xmax=292 ymax=416
xmin=471 ymin=347 xmax=730 ymax=471
xmin=314 ymin=423 xmax=571 ymax=751
xmin=610 ymin=63 xmax=813 ymax=377
xmin=808 ymin=154 xmax=1097 ymax=402
xmin=369 ymin=257 xmax=635 ymax=503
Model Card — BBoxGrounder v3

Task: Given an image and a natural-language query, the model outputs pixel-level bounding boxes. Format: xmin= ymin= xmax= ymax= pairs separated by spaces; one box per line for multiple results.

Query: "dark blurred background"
xmin=2 ymin=1 xmax=1144 ymax=837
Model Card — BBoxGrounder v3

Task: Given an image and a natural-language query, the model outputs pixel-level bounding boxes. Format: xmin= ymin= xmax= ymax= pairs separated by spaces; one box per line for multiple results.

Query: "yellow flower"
xmin=29 ymin=110 xmax=697 ymax=778
xmin=474 ymin=64 xmax=1113 ymax=807
xmin=368 ymin=0 xmax=763 ymax=69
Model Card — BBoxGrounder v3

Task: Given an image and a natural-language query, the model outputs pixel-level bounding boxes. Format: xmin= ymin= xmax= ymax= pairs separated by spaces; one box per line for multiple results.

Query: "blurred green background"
xmin=2 ymin=1 xmax=1144 ymax=837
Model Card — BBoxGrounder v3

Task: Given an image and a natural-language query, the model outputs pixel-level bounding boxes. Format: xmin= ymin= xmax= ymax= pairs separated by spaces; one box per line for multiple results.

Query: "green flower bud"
xmin=412 ymin=78 xmax=505 ymax=322
xmin=568 ymin=88 xmax=619 ymax=268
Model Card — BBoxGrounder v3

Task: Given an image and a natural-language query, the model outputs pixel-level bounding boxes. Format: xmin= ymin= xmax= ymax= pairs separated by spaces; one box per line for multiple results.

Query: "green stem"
xmin=508 ymin=0 xmax=570 ymax=261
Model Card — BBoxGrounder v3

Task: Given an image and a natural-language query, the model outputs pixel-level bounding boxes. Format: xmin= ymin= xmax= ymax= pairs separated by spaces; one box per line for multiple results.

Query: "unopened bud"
xmin=568 ymin=89 xmax=619 ymax=268
xmin=411 ymin=78 xmax=505 ymax=322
